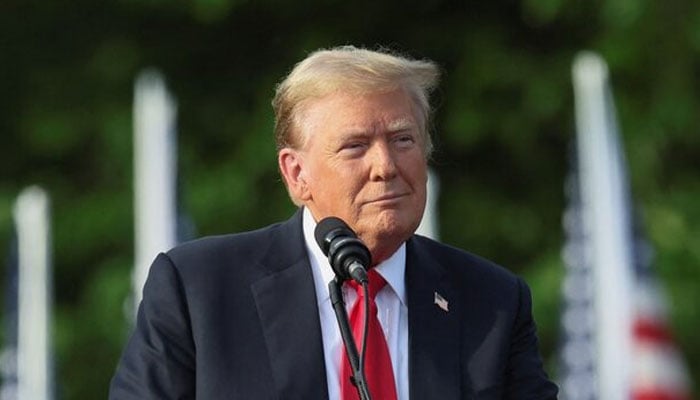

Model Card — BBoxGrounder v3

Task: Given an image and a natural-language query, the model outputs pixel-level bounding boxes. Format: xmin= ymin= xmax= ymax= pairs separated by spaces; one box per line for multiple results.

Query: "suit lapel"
xmin=406 ymin=237 xmax=463 ymax=399
xmin=250 ymin=210 xmax=329 ymax=400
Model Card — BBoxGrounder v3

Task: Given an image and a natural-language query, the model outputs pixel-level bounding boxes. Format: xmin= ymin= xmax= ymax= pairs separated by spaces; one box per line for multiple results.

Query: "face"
xmin=279 ymin=89 xmax=428 ymax=264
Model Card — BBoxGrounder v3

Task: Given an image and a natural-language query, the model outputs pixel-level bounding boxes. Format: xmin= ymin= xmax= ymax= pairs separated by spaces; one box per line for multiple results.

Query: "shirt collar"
xmin=302 ymin=207 xmax=407 ymax=306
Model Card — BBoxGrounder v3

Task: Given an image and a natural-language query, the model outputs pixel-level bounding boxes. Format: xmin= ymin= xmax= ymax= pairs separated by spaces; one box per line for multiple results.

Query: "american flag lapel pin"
xmin=434 ymin=291 xmax=449 ymax=312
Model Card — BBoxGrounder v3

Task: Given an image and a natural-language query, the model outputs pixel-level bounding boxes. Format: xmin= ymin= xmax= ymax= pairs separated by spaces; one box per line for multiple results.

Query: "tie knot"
xmin=350 ymin=269 xmax=387 ymax=300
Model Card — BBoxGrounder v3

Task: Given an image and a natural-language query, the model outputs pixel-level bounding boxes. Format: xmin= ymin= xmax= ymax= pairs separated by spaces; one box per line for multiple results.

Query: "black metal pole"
xmin=328 ymin=278 xmax=371 ymax=400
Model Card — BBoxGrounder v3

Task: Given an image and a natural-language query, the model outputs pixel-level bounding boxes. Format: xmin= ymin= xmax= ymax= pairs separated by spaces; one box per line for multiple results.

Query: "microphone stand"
xmin=328 ymin=277 xmax=372 ymax=400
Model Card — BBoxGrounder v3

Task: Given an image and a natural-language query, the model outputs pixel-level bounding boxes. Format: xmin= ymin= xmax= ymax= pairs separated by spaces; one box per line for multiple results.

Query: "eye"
xmin=338 ymin=141 xmax=367 ymax=156
xmin=393 ymin=133 xmax=416 ymax=149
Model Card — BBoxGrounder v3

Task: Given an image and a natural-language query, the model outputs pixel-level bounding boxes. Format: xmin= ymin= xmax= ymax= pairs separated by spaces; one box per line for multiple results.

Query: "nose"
xmin=368 ymin=141 xmax=398 ymax=181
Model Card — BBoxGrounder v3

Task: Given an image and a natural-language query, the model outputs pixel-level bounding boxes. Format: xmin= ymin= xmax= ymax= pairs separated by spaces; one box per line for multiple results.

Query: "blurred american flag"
xmin=558 ymin=52 xmax=691 ymax=400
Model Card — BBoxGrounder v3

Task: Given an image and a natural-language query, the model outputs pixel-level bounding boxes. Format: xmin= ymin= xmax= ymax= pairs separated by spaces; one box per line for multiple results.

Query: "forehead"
xmin=296 ymin=89 xmax=420 ymax=137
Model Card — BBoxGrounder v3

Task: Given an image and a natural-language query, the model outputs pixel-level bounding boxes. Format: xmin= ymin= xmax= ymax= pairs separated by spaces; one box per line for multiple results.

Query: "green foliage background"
xmin=1 ymin=0 xmax=699 ymax=398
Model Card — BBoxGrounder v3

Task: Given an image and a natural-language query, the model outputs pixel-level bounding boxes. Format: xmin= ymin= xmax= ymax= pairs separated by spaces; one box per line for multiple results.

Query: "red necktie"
xmin=340 ymin=269 xmax=398 ymax=400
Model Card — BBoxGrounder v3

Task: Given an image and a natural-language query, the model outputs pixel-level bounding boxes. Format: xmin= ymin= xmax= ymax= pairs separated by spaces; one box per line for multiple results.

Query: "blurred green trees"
xmin=1 ymin=0 xmax=698 ymax=398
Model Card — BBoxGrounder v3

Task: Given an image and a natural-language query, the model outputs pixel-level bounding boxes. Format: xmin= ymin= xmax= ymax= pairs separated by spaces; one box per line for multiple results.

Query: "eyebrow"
xmin=337 ymin=117 xmax=416 ymax=139
xmin=386 ymin=118 xmax=416 ymax=132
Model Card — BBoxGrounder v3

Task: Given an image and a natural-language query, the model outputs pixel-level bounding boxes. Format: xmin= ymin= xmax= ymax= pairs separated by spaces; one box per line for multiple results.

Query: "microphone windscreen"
xmin=314 ymin=217 xmax=354 ymax=256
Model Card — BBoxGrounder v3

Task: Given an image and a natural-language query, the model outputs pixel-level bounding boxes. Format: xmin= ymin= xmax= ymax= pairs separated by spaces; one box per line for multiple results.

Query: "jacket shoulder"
xmin=170 ymin=221 xmax=282 ymax=260
xmin=161 ymin=217 xmax=300 ymax=283
xmin=410 ymin=234 xmax=520 ymax=286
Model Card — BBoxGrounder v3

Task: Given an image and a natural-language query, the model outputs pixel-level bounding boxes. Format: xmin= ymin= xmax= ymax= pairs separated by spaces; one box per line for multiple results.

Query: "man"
xmin=109 ymin=46 xmax=558 ymax=399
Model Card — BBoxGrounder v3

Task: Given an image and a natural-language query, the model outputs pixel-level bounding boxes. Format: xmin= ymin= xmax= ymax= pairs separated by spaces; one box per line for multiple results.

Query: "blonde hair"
xmin=272 ymin=45 xmax=440 ymax=155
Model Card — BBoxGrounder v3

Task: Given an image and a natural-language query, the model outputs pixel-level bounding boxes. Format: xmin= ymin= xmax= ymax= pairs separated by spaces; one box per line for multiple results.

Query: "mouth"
xmin=366 ymin=193 xmax=409 ymax=204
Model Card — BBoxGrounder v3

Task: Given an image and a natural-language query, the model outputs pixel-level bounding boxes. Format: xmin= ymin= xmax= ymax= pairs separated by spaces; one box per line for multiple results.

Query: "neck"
xmin=368 ymin=241 xmax=404 ymax=267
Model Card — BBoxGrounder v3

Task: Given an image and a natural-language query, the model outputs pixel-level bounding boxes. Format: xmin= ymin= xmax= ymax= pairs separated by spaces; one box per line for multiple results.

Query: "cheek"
xmin=329 ymin=163 xmax=366 ymax=190
xmin=311 ymin=169 xmax=359 ymax=205
xmin=404 ymin=158 xmax=428 ymax=185
xmin=335 ymin=177 xmax=364 ymax=205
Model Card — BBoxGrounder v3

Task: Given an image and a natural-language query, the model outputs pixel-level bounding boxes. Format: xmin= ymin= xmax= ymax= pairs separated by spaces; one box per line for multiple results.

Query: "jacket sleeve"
xmin=505 ymin=278 xmax=559 ymax=399
xmin=109 ymin=253 xmax=196 ymax=400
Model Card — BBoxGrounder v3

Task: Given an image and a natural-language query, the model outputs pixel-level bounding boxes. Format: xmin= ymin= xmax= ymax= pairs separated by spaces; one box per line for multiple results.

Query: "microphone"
xmin=314 ymin=217 xmax=371 ymax=284
xmin=317 ymin=217 xmax=374 ymax=399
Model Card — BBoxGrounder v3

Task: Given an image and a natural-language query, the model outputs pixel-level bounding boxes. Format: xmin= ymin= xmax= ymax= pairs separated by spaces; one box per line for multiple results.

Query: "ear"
xmin=278 ymin=148 xmax=311 ymax=202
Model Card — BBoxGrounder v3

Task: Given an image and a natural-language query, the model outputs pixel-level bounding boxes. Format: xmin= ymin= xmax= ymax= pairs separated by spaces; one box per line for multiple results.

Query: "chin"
xmin=363 ymin=214 xmax=417 ymax=247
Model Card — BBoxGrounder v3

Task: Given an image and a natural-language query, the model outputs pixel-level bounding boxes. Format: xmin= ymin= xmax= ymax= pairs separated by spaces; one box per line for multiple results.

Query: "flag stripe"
xmin=631 ymin=389 xmax=690 ymax=400
xmin=634 ymin=318 xmax=673 ymax=344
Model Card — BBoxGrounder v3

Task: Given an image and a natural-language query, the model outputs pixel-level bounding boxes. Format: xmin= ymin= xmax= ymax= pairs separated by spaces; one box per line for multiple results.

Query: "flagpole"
xmin=13 ymin=186 xmax=53 ymax=400
xmin=416 ymin=168 xmax=439 ymax=240
xmin=133 ymin=70 xmax=178 ymax=318
xmin=572 ymin=52 xmax=635 ymax=400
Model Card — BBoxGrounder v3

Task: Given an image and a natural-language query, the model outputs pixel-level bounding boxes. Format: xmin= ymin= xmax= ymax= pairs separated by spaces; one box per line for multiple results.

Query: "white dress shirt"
xmin=303 ymin=207 xmax=409 ymax=400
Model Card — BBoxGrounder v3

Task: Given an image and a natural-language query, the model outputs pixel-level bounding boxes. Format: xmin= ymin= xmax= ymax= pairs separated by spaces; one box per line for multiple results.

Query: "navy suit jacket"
xmin=109 ymin=210 xmax=558 ymax=399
